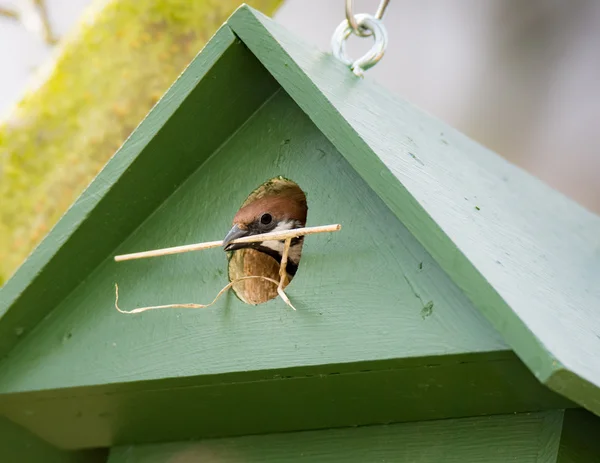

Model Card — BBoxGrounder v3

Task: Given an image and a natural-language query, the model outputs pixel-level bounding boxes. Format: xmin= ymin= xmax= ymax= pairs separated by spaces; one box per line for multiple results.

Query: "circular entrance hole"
xmin=227 ymin=177 xmax=308 ymax=305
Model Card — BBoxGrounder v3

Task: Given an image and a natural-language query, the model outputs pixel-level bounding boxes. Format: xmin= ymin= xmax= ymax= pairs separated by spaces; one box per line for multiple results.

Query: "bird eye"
xmin=260 ymin=213 xmax=273 ymax=225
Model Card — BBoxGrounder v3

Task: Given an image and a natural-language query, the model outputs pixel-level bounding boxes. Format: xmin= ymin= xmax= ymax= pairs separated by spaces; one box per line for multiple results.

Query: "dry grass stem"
xmin=278 ymin=237 xmax=292 ymax=289
xmin=114 ymin=224 xmax=341 ymax=262
xmin=114 ymin=275 xmax=290 ymax=314
xmin=276 ymin=237 xmax=296 ymax=310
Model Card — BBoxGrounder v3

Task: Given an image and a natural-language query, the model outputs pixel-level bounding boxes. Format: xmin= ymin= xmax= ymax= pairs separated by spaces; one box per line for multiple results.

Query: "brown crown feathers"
xmin=232 ymin=187 xmax=307 ymax=228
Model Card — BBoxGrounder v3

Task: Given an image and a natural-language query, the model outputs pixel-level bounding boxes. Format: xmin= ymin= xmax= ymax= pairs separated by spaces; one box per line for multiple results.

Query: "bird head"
xmin=223 ymin=187 xmax=307 ymax=275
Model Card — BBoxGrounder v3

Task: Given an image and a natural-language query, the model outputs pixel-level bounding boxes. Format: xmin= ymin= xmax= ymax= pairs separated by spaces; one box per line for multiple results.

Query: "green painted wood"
xmin=0 ymin=4 xmax=594 ymax=450
xmin=0 ymin=26 xmax=279 ymax=360
xmin=108 ymin=411 xmax=563 ymax=463
xmin=227 ymin=6 xmax=600 ymax=414
xmin=0 ymin=90 xmax=570 ymax=449
xmin=556 ymin=409 xmax=600 ymax=462
xmin=0 ymin=90 xmax=506 ymax=391
xmin=0 ymin=416 xmax=106 ymax=463
xmin=0 ymin=354 xmax=570 ymax=449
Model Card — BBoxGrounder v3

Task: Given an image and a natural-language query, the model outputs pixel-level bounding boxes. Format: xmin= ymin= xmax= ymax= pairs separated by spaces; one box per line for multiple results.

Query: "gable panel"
xmin=0 ymin=90 xmax=507 ymax=393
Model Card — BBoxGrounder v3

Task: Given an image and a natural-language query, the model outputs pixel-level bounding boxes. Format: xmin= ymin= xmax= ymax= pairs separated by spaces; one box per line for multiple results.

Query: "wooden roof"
xmin=227 ymin=6 xmax=600 ymax=414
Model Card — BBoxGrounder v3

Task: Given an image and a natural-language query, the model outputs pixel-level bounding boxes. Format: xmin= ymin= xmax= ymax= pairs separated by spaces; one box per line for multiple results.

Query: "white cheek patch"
xmin=260 ymin=221 xmax=293 ymax=252
xmin=259 ymin=220 xmax=301 ymax=259
xmin=261 ymin=240 xmax=284 ymax=252
xmin=272 ymin=221 xmax=295 ymax=233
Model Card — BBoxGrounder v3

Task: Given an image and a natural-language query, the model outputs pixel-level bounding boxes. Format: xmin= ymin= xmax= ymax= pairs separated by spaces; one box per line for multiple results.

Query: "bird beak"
xmin=223 ymin=224 xmax=250 ymax=251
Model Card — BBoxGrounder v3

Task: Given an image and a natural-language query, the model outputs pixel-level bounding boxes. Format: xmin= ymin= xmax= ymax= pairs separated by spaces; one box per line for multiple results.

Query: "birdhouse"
xmin=1 ymin=5 xmax=599 ymax=462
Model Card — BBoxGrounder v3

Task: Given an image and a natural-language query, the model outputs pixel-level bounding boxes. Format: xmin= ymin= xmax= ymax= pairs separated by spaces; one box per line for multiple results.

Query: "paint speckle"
xmin=421 ymin=301 xmax=434 ymax=319
xmin=475 ymin=206 xmax=481 ymax=211
xmin=14 ymin=327 xmax=24 ymax=336
xmin=418 ymin=262 xmax=423 ymax=270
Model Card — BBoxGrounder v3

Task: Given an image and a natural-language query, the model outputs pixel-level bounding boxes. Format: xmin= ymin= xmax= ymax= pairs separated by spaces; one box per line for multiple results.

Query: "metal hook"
xmin=331 ymin=13 xmax=388 ymax=77
xmin=345 ymin=0 xmax=390 ymax=37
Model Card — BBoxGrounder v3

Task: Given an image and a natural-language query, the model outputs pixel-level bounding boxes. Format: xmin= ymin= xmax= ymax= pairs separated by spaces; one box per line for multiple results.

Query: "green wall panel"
xmin=0 ymin=91 xmax=569 ymax=449
xmin=108 ymin=411 xmax=563 ymax=463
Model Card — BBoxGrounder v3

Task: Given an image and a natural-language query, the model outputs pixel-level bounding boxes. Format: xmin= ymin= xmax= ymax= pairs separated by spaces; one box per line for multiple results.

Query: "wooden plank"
xmin=108 ymin=411 xmax=563 ymax=463
xmin=228 ymin=6 xmax=600 ymax=414
xmin=0 ymin=91 xmax=570 ymax=449
xmin=556 ymin=409 xmax=600 ymax=462
xmin=0 ymin=25 xmax=279 ymax=360
xmin=0 ymin=354 xmax=570 ymax=449
xmin=0 ymin=416 xmax=106 ymax=463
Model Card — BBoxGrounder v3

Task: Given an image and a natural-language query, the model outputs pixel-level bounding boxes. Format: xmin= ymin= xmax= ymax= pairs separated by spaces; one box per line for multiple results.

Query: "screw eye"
xmin=260 ymin=213 xmax=273 ymax=225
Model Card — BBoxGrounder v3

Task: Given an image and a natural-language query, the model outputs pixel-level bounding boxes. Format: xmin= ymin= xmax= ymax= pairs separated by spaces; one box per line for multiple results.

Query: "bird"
xmin=222 ymin=185 xmax=307 ymax=277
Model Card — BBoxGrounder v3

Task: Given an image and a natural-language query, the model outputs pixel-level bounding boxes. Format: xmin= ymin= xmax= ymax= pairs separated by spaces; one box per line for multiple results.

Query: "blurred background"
xmin=1 ymin=0 xmax=599 ymax=285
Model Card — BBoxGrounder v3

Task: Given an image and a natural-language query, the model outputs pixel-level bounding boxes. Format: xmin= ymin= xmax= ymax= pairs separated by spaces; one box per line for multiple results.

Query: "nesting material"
xmin=113 ymin=224 xmax=337 ymax=262
xmin=113 ymin=224 xmax=341 ymax=313
xmin=114 ymin=275 xmax=282 ymax=314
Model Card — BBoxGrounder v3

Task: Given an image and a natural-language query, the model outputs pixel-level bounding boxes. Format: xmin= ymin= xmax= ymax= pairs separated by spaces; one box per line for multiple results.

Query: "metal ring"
xmin=331 ymin=13 xmax=388 ymax=77
xmin=345 ymin=0 xmax=390 ymax=37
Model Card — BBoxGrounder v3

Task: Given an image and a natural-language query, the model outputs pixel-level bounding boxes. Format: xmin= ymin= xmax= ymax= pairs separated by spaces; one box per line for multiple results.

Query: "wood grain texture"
xmin=0 ymin=91 xmax=570 ymax=449
xmin=108 ymin=411 xmax=562 ymax=463
xmin=0 ymin=26 xmax=279 ymax=360
xmin=228 ymin=6 xmax=600 ymax=414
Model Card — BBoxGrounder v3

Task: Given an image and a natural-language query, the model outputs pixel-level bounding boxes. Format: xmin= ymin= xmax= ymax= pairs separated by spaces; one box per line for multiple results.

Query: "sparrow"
xmin=222 ymin=187 xmax=307 ymax=276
